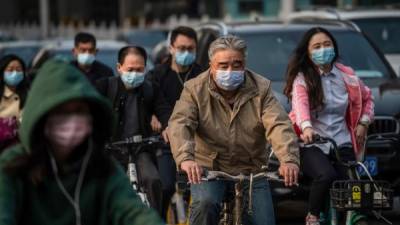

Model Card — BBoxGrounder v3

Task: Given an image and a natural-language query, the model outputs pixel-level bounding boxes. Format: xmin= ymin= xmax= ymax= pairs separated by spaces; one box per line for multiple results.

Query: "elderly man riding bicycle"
xmin=168 ymin=35 xmax=300 ymax=225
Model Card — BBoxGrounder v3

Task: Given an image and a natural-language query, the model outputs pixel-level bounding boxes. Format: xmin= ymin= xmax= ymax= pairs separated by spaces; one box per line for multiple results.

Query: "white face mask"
xmin=214 ymin=70 xmax=245 ymax=91
xmin=44 ymin=113 xmax=93 ymax=153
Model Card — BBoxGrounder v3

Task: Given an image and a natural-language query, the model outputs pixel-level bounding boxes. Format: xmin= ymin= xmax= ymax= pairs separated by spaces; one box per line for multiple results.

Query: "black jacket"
xmin=147 ymin=62 xmax=204 ymax=120
xmin=96 ymin=76 xmax=171 ymax=140
xmin=71 ymin=60 xmax=114 ymax=86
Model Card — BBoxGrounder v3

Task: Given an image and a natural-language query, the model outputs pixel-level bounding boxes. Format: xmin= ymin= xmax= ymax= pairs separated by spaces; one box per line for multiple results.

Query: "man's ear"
xmin=169 ymin=45 xmax=175 ymax=56
xmin=94 ymin=48 xmax=99 ymax=55
xmin=116 ymin=63 xmax=122 ymax=74
xmin=72 ymin=48 xmax=77 ymax=56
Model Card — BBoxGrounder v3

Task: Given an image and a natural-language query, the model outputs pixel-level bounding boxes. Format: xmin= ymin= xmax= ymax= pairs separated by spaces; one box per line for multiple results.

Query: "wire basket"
xmin=330 ymin=180 xmax=393 ymax=210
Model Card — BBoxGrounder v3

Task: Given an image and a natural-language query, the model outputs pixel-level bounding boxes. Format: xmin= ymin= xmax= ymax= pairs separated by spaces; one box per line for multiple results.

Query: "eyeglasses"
xmin=173 ymin=45 xmax=195 ymax=52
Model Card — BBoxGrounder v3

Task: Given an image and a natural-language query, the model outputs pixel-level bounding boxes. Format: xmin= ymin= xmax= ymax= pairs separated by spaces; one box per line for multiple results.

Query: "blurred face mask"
xmin=77 ymin=53 xmax=95 ymax=66
xmin=311 ymin=47 xmax=335 ymax=66
xmin=121 ymin=71 xmax=145 ymax=89
xmin=3 ymin=71 xmax=24 ymax=86
xmin=175 ymin=51 xmax=195 ymax=66
xmin=45 ymin=113 xmax=92 ymax=151
xmin=214 ymin=70 xmax=245 ymax=91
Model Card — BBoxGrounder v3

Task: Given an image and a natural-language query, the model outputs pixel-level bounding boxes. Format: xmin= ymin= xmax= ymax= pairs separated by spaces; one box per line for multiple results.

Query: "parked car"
xmin=0 ymin=40 xmax=43 ymax=66
xmin=194 ymin=20 xmax=400 ymax=198
xmin=30 ymin=39 xmax=131 ymax=76
xmin=117 ymin=28 xmax=168 ymax=47
xmin=288 ymin=9 xmax=400 ymax=76
xmin=0 ymin=31 xmax=16 ymax=42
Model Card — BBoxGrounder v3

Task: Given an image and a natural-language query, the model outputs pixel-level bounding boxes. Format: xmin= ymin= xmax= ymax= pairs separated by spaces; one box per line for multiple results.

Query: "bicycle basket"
xmin=330 ymin=180 xmax=393 ymax=210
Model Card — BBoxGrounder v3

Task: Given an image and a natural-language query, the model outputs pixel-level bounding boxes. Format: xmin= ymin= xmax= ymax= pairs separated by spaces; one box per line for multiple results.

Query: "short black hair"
xmin=170 ymin=26 xmax=197 ymax=46
xmin=118 ymin=46 xmax=147 ymax=65
xmin=74 ymin=32 xmax=96 ymax=47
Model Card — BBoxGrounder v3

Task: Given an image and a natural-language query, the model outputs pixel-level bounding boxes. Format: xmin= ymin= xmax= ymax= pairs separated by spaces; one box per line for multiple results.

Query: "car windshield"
xmin=351 ymin=17 xmax=400 ymax=54
xmin=234 ymin=29 xmax=392 ymax=81
xmin=0 ymin=46 xmax=41 ymax=66
xmin=125 ymin=30 xmax=167 ymax=48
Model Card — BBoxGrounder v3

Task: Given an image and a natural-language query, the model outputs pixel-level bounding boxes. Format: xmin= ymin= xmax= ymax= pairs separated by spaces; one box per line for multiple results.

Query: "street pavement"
xmin=276 ymin=200 xmax=399 ymax=225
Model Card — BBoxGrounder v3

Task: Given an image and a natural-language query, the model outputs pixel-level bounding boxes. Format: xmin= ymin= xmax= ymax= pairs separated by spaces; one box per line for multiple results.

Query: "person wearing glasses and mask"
xmin=147 ymin=26 xmax=204 ymax=220
xmin=168 ymin=35 xmax=300 ymax=225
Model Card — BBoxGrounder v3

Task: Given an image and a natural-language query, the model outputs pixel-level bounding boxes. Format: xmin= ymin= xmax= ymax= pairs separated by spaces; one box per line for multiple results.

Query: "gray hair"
xmin=208 ymin=35 xmax=247 ymax=60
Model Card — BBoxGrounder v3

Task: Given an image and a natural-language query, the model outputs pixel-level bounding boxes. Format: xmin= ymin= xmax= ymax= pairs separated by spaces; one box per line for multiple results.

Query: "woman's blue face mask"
xmin=3 ymin=71 xmax=24 ymax=86
xmin=311 ymin=47 xmax=336 ymax=66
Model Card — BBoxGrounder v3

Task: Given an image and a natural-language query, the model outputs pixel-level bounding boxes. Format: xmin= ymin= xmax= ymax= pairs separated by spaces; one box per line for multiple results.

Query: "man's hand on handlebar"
xmin=278 ymin=162 xmax=299 ymax=187
xmin=181 ymin=160 xmax=203 ymax=184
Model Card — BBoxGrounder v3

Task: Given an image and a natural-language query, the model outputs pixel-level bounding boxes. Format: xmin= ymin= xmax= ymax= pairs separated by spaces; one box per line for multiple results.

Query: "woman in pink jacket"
xmin=283 ymin=27 xmax=374 ymax=225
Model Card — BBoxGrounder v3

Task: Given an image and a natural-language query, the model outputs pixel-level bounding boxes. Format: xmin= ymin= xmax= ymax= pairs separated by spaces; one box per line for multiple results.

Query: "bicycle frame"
xmin=106 ymin=135 xmax=164 ymax=207
xmin=308 ymin=136 xmax=393 ymax=225
xmin=202 ymin=170 xmax=285 ymax=225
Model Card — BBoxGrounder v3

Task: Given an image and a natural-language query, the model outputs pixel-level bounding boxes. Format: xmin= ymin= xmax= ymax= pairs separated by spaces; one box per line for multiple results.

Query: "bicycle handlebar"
xmin=105 ymin=135 xmax=166 ymax=153
xmin=110 ymin=135 xmax=163 ymax=146
xmin=202 ymin=170 xmax=286 ymax=184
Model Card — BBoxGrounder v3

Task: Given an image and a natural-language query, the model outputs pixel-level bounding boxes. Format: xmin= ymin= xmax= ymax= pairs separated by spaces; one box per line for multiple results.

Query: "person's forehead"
xmin=77 ymin=42 xmax=95 ymax=49
xmin=6 ymin=60 xmax=23 ymax=68
xmin=212 ymin=49 xmax=244 ymax=62
xmin=122 ymin=54 xmax=145 ymax=66
xmin=173 ymin=34 xmax=196 ymax=46
xmin=309 ymin=33 xmax=332 ymax=45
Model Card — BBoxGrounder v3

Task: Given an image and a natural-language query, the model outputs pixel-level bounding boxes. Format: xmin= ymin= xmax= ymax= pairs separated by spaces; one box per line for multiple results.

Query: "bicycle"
xmin=105 ymin=135 xmax=164 ymax=206
xmin=169 ymin=166 xmax=288 ymax=225
xmin=202 ymin=169 xmax=287 ymax=225
xmin=303 ymin=136 xmax=394 ymax=225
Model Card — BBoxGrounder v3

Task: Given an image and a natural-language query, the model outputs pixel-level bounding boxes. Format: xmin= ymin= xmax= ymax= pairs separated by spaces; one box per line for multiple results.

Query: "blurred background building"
xmin=0 ymin=0 xmax=399 ymax=39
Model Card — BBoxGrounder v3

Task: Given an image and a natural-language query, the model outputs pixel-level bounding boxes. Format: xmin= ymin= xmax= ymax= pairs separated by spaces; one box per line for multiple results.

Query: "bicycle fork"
xmin=234 ymin=180 xmax=244 ymax=225
xmin=128 ymin=155 xmax=150 ymax=206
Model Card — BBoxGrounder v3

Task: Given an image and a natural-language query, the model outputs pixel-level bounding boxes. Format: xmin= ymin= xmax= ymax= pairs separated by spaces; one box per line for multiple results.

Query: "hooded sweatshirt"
xmin=0 ymin=60 xmax=164 ymax=225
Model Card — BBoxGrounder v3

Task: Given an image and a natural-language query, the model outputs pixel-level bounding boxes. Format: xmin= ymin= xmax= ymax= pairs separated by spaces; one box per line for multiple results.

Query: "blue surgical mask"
xmin=3 ymin=71 xmax=24 ymax=86
xmin=311 ymin=47 xmax=335 ymax=66
xmin=121 ymin=71 xmax=145 ymax=89
xmin=175 ymin=51 xmax=195 ymax=66
xmin=214 ymin=70 xmax=245 ymax=91
xmin=77 ymin=53 xmax=95 ymax=66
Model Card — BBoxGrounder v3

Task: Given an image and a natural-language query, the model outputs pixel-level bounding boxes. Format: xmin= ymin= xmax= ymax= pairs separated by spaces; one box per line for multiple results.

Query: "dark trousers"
xmin=136 ymin=151 xmax=163 ymax=214
xmin=156 ymin=147 xmax=177 ymax=220
xmin=300 ymin=146 xmax=355 ymax=216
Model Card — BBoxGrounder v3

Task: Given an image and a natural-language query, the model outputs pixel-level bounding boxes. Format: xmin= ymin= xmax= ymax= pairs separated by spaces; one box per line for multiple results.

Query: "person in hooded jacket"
xmin=0 ymin=60 xmax=164 ymax=225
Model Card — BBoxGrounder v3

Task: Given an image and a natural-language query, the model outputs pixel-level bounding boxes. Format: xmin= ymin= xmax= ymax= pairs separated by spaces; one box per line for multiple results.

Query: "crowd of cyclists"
xmin=0 ymin=25 xmax=374 ymax=225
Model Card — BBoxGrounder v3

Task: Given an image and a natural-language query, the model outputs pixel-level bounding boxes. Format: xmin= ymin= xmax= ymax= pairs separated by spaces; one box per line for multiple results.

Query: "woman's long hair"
xmin=0 ymin=54 xmax=30 ymax=109
xmin=283 ymin=27 xmax=339 ymax=110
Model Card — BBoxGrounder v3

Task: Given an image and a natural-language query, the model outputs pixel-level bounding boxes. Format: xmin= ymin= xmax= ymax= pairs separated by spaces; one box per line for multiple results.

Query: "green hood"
xmin=19 ymin=60 xmax=114 ymax=152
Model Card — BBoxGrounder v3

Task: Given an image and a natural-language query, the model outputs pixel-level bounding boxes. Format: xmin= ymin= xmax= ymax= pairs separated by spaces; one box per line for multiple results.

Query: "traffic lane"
xmin=275 ymin=200 xmax=400 ymax=225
